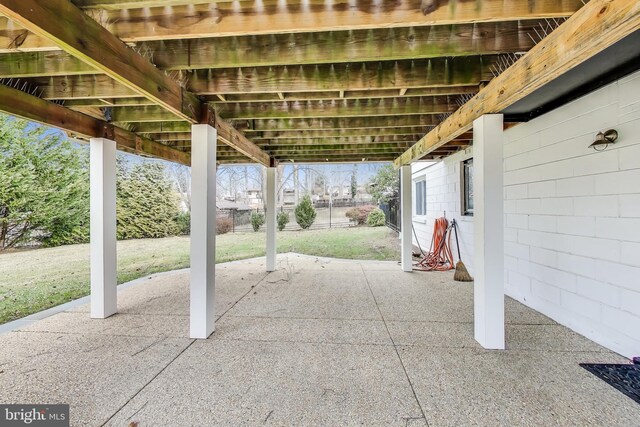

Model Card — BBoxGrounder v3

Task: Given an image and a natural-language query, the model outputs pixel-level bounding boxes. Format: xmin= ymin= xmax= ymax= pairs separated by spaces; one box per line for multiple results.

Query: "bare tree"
xmin=169 ymin=163 xmax=191 ymax=211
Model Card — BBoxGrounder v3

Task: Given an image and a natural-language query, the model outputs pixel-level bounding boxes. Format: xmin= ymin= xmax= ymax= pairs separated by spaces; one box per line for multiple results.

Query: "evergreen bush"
xmin=250 ymin=211 xmax=265 ymax=232
xmin=366 ymin=208 xmax=386 ymax=227
xmin=176 ymin=211 xmax=190 ymax=235
xmin=277 ymin=211 xmax=290 ymax=231
xmin=116 ymin=160 xmax=181 ymax=240
xmin=294 ymin=195 xmax=316 ymax=229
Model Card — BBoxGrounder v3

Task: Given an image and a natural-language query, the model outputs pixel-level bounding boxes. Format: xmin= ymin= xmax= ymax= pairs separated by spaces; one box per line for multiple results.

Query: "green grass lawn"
xmin=0 ymin=227 xmax=399 ymax=324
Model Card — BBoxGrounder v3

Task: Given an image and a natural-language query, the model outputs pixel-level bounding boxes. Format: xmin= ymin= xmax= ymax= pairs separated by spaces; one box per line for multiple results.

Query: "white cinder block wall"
xmin=411 ymin=150 xmax=474 ymax=274
xmin=411 ymin=70 xmax=640 ymax=358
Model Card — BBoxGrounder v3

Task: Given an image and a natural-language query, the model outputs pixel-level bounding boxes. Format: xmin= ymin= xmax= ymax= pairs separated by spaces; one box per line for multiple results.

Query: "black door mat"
xmin=580 ymin=363 xmax=640 ymax=405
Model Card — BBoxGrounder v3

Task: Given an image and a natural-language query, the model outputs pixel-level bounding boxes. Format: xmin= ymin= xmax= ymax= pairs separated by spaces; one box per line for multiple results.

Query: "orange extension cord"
xmin=415 ymin=217 xmax=455 ymax=271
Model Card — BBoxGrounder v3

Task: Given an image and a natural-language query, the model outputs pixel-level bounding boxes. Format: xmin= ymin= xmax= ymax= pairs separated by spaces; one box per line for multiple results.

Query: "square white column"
xmin=90 ymin=137 xmax=117 ymax=319
xmin=265 ymin=167 xmax=277 ymax=272
xmin=190 ymin=124 xmax=217 ymax=339
xmin=473 ymin=114 xmax=505 ymax=350
xmin=400 ymin=165 xmax=413 ymax=272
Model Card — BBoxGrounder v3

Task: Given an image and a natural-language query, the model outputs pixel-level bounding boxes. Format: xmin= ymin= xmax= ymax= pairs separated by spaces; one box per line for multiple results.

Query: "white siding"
xmin=411 ymin=70 xmax=640 ymax=358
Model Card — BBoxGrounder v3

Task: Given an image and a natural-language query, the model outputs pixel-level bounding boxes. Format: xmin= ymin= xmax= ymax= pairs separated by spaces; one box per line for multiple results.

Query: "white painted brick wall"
xmin=411 ymin=70 xmax=640 ymax=358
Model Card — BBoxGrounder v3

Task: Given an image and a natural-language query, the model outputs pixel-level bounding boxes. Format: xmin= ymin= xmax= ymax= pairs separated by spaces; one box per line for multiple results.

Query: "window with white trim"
xmin=414 ymin=178 xmax=426 ymax=216
xmin=462 ymin=158 xmax=474 ymax=216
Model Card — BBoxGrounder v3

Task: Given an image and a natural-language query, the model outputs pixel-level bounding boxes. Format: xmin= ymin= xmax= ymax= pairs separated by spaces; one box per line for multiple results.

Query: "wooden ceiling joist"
xmin=0 ymin=0 xmax=581 ymax=52
xmin=214 ymin=97 xmax=457 ymax=120
xmin=247 ymin=116 xmax=444 ymax=131
xmin=0 ymin=0 xmax=270 ymax=166
xmin=189 ymin=57 xmax=495 ymax=94
xmin=253 ymin=127 xmax=435 ymax=140
xmin=145 ymin=21 xmax=537 ymax=71
xmin=147 ymin=127 xmax=432 ymax=142
xmin=0 ymin=82 xmax=190 ymax=165
xmin=215 ymin=86 xmax=479 ymax=103
xmin=394 ymin=0 xmax=640 ymax=167
xmin=0 ymin=0 xmax=612 ymax=165
xmin=131 ymin=115 xmax=443 ymax=135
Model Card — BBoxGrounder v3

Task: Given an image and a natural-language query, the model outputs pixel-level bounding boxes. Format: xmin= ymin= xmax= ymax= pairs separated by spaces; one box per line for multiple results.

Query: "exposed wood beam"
xmin=148 ymin=128 xmax=432 ymax=142
xmin=0 ymin=51 xmax=93 ymax=77
xmin=0 ymin=0 xmax=581 ymax=51
xmin=253 ymin=133 xmax=472 ymax=146
xmin=29 ymin=70 xmax=483 ymax=101
xmin=34 ymin=75 xmax=137 ymax=100
xmin=213 ymin=97 xmax=456 ymax=120
xmin=0 ymin=0 xmax=271 ymax=166
xmin=182 ymin=143 xmax=410 ymax=154
xmin=273 ymin=153 xmax=398 ymax=162
xmin=133 ymin=121 xmax=190 ymax=133
xmin=0 ymin=82 xmax=189 ymax=165
xmin=189 ymin=57 xmax=495 ymax=94
xmin=64 ymin=97 xmax=156 ymax=107
xmin=48 ymin=85 xmax=477 ymax=106
xmin=256 ymin=135 xmax=419 ymax=146
xmin=208 ymin=86 xmax=479 ymax=103
xmin=0 ymin=0 xmax=201 ymax=123
xmin=132 ymin=115 xmax=443 ymax=134
xmin=71 ymin=0 xmax=222 ymax=9
xmin=247 ymin=116 xmax=443 ymax=131
xmin=394 ymin=0 xmax=640 ymax=167
xmin=147 ymin=21 xmax=537 ymax=70
xmin=254 ymin=127 xmax=434 ymax=139
xmin=111 ymin=106 xmax=179 ymax=122
xmin=264 ymin=150 xmax=406 ymax=157
xmin=201 ymin=108 xmax=271 ymax=167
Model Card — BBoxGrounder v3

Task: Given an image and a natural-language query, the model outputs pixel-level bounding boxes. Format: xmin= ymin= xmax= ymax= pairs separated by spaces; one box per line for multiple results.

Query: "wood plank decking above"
xmin=0 ymin=0 xmax=634 ymax=165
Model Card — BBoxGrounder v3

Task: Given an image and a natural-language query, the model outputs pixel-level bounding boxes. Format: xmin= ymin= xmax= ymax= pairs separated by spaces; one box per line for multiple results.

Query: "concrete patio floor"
xmin=1 ymin=253 xmax=638 ymax=426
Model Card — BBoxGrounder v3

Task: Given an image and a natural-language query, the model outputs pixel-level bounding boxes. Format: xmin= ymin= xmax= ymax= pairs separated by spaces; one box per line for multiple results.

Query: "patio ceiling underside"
xmin=0 ymin=0 xmax=635 ymax=165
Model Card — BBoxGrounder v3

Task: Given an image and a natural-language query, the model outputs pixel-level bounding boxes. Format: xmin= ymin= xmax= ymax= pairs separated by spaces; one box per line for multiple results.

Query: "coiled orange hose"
xmin=415 ymin=217 xmax=454 ymax=271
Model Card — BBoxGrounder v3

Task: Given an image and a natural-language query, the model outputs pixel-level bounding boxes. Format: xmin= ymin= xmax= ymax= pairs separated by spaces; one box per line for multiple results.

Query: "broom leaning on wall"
xmin=451 ymin=219 xmax=473 ymax=282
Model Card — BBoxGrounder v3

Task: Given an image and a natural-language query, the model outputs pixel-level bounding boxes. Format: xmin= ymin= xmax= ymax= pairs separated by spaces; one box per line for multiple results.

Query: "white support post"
xmin=90 ymin=138 xmax=117 ymax=319
xmin=190 ymin=124 xmax=217 ymax=339
xmin=265 ymin=167 xmax=277 ymax=272
xmin=473 ymin=114 xmax=505 ymax=350
xmin=400 ymin=165 xmax=413 ymax=272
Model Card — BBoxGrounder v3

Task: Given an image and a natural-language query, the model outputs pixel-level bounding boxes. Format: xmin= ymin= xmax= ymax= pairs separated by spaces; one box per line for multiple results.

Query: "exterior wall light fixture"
xmin=589 ymin=129 xmax=618 ymax=151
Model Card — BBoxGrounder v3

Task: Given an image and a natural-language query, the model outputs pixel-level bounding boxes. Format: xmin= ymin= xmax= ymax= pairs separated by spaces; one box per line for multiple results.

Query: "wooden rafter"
xmin=0 ymin=0 xmax=270 ymax=166
xmin=0 ymin=82 xmax=190 ymax=165
xmin=394 ymin=0 xmax=640 ymax=167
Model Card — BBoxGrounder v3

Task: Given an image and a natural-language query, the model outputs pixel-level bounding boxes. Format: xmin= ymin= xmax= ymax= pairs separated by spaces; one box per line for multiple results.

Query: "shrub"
xmin=176 ymin=211 xmax=191 ymax=235
xmin=294 ymin=195 xmax=316 ymax=229
xmin=366 ymin=208 xmax=386 ymax=227
xmin=217 ymin=217 xmax=233 ymax=235
xmin=250 ymin=211 xmax=265 ymax=232
xmin=345 ymin=205 xmax=377 ymax=225
xmin=277 ymin=211 xmax=290 ymax=231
